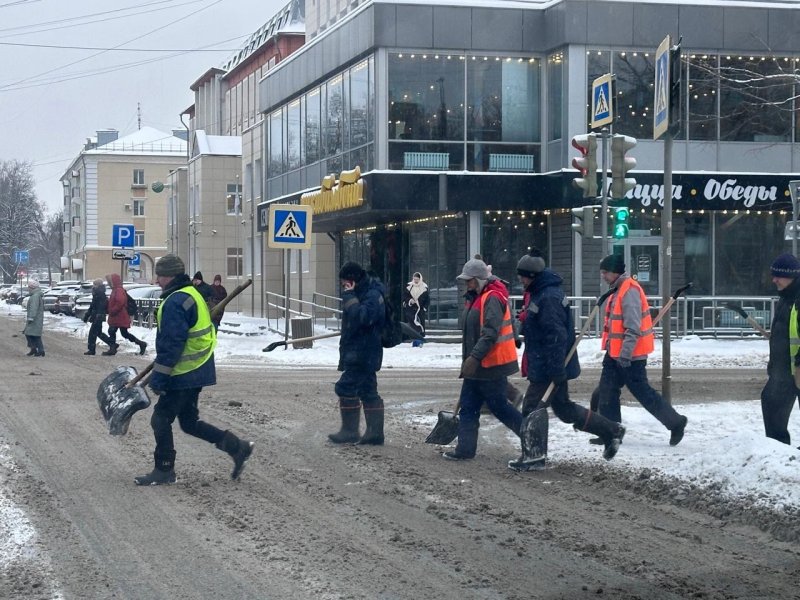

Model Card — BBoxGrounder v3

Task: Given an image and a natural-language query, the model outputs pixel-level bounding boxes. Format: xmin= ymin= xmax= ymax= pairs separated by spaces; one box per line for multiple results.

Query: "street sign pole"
xmin=790 ymin=181 xmax=800 ymax=256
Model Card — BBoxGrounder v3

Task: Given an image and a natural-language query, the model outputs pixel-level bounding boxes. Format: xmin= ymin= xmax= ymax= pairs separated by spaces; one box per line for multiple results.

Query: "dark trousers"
xmin=335 ymin=368 xmax=380 ymax=405
xmin=25 ymin=334 xmax=44 ymax=355
xmin=760 ymin=375 xmax=799 ymax=445
xmin=150 ymin=388 xmax=225 ymax=461
xmin=107 ymin=326 xmax=143 ymax=346
xmin=523 ymin=380 xmax=588 ymax=425
xmin=87 ymin=318 xmax=114 ymax=352
xmin=455 ymin=377 xmax=522 ymax=457
xmin=598 ymin=353 xmax=682 ymax=430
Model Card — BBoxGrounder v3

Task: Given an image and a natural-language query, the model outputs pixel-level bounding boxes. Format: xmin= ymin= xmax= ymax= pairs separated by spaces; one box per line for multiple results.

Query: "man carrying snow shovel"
xmin=595 ymin=253 xmax=688 ymax=446
xmin=442 ymin=257 xmax=522 ymax=461
xmin=508 ymin=251 xmax=625 ymax=471
xmin=134 ymin=254 xmax=254 ymax=485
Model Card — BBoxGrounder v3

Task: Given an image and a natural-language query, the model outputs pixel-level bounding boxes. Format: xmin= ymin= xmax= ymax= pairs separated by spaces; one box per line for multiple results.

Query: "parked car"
xmin=73 ymin=282 xmax=154 ymax=321
xmin=43 ymin=281 xmax=82 ymax=313
xmin=56 ymin=281 xmax=93 ymax=316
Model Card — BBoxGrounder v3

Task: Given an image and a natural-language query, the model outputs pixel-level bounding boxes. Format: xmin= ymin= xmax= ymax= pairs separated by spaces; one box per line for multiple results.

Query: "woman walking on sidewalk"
xmin=104 ymin=273 xmax=147 ymax=356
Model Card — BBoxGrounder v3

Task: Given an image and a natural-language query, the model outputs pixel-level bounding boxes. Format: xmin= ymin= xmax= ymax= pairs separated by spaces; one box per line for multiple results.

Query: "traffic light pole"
xmin=662 ymin=130 xmax=673 ymax=404
xmin=600 ymin=127 xmax=610 ymax=252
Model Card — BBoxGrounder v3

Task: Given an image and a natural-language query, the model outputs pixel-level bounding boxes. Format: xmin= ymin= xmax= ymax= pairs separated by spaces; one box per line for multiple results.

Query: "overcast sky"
xmin=0 ymin=0 xmax=287 ymax=215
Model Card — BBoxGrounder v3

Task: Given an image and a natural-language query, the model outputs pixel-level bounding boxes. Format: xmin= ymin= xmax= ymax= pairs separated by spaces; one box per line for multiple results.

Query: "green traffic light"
xmin=613 ymin=206 xmax=630 ymax=239
xmin=614 ymin=206 xmax=629 ymax=222
xmin=613 ymin=223 xmax=629 ymax=239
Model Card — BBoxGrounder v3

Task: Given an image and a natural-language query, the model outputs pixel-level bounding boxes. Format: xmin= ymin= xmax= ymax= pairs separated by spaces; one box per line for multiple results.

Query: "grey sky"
xmin=0 ymin=0 xmax=286 ymax=215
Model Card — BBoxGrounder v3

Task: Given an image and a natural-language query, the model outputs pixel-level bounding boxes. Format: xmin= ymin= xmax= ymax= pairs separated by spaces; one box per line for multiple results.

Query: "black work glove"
xmin=460 ymin=356 xmax=480 ymax=378
xmin=515 ymin=338 xmax=522 ymax=349
xmin=617 ymin=357 xmax=632 ymax=369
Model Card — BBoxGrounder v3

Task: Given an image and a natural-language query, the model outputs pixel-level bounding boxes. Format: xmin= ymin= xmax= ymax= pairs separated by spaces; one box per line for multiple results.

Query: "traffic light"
xmin=610 ymin=134 xmax=637 ymax=199
xmin=571 ymin=133 xmax=598 ymax=198
xmin=571 ymin=205 xmax=595 ymax=238
xmin=613 ymin=206 xmax=630 ymax=239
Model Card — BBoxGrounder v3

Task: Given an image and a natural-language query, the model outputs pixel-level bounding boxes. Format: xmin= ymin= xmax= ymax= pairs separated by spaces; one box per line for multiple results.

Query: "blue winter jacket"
xmin=338 ymin=275 xmax=386 ymax=372
xmin=522 ymin=268 xmax=580 ymax=383
xmin=149 ymin=273 xmax=216 ymax=392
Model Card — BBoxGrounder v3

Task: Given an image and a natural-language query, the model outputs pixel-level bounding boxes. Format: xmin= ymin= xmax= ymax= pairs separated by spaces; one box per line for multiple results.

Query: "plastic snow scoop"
xmin=425 ymin=396 xmax=461 ymax=445
xmin=97 ymin=279 xmax=252 ymax=434
xmin=262 ymin=330 xmax=341 ymax=352
xmin=724 ymin=302 xmax=770 ymax=339
xmin=97 ymin=366 xmax=152 ymax=436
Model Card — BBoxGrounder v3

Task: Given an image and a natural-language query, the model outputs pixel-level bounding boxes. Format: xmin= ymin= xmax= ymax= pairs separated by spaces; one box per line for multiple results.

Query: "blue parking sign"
xmin=129 ymin=252 xmax=141 ymax=267
xmin=112 ymin=224 xmax=135 ymax=248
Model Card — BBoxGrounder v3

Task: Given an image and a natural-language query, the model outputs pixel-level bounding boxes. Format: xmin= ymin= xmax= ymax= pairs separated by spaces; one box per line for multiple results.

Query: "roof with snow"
xmin=84 ymin=126 xmax=186 ymax=157
xmin=193 ymin=131 xmax=242 ymax=157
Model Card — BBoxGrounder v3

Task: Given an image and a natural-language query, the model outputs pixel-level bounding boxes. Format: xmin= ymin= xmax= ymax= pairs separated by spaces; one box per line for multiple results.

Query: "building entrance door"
xmin=609 ymin=237 xmax=661 ymax=297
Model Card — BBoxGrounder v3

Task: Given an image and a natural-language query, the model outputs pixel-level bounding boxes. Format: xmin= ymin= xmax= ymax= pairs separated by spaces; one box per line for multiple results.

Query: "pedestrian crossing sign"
xmin=653 ymin=35 xmax=671 ymax=140
xmin=591 ymin=73 xmax=613 ymax=129
xmin=268 ymin=204 xmax=313 ymax=249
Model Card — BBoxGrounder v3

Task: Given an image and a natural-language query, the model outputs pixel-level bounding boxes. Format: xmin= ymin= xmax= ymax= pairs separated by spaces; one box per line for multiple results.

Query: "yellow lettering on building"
xmin=302 ymin=166 xmax=364 ymax=215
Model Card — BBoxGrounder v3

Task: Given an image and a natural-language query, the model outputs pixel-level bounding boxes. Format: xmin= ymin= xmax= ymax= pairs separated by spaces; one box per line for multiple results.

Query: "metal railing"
xmin=131 ymin=298 xmax=160 ymax=329
xmin=265 ymin=291 xmax=341 ymax=334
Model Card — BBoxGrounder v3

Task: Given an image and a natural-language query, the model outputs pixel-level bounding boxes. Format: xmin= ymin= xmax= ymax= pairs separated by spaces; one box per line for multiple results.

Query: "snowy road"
xmin=0 ymin=309 xmax=797 ymax=599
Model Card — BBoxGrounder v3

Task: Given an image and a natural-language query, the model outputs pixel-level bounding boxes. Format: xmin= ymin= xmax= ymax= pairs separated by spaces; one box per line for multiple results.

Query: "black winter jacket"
xmin=338 ymin=275 xmax=386 ymax=372
xmin=768 ymin=278 xmax=800 ymax=378
xmin=86 ymin=284 xmax=108 ymax=322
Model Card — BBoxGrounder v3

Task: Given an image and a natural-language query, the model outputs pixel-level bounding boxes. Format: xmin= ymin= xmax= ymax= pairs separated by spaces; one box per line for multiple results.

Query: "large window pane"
xmin=547 ymin=51 xmax=564 ymax=141
xmin=324 ymin=75 xmax=344 ymax=157
xmin=715 ymin=213 xmax=786 ymax=295
xmin=350 ymin=59 xmax=369 ymax=148
xmin=613 ymin=51 xmax=655 ymax=138
xmin=268 ymin=109 xmax=283 ymax=177
xmin=388 ymin=53 xmax=465 ymax=141
xmin=719 ymin=55 xmax=793 ymax=142
xmin=683 ymin=213 xmax=711 ymax=295
xmin=287 ymin=98 xmax=301 ymax=171
xmin=467 ymin=55 xmax=539 ymax=143
xmin=480 ymin=211 xmax=548 ymax=294
xmin=305 ymin=88 xmax=321 ymax=165
xmin=688 ymin=55 xmax=718 ymax=141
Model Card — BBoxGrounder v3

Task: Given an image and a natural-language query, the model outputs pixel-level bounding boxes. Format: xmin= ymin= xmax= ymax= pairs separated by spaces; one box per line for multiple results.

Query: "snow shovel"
xmin=424 ymin=396 xmax=461 ymax=445
xmin=96 ymin=278 xmax=253 ymax=435
xmin=520 ymin=287 xmax=617 ymax=456
xmin=724 ymin=303 xmax=770 ymax=339
xmin=262 ymin=330 xmax=341 ymax=352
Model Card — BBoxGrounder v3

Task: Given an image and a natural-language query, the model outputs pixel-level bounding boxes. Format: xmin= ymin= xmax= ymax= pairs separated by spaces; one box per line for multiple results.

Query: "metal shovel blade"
xmin=97 ymin=366 xmax=151 ymax=436
xmin=425 ymin=410 xmax=459 ymax=445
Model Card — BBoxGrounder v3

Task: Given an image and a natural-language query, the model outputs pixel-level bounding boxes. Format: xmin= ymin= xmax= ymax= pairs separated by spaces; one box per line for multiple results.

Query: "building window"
xmin=688 ymin=55 xmax=718 ymax=141
xmin=134 ymin=230 xmax=144 ymax=246
xmin=287 ymin=98 xmax=301 ymax=171
xmin=547 ymin=51 xmax=564 ymax=141
xmin=133 ymin=199 xmax=145 ymax=216
xmin=227 ymin=247 xmax=243 ymax=277
xmin=388 ymin=53 xmax=465 ymax=142
xmin=226 ymin=183 xmax=242 ymax=215
xmin=268 ymin=108 xmax=284 ymax=177
xmin=612 ymin=51 xmax=655 ymax=138
xmin=350 ymin=59 xmax=369 ymax=149
xmin=305 ymin=88 xmax=321 ymax=165
xmin=324 ymin=73 xmax=345 ymax=157
xmin=133 ymin=169 xmax=145 ymax=186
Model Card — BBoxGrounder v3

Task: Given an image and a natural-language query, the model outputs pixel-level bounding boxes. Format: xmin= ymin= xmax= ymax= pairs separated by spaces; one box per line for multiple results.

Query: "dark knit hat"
xmin=338 ymin=261 xmax=366 ymax=282
xmin=156 ymin=254 xmax=185 ymax=277
xmin=770 ymin=253 xmax=800 ymax=278
xmin=599 ymin=254 xmax=625 ymax=274
xmin=193 ymin=271 xmax=204 ymax=281
xmin=516 ymin=250 xmax=546 ymax=278
xmin=213 ymin=274 xmax=222 ymax=282
xmin=457 ymin=258 xmax=490 ymax=281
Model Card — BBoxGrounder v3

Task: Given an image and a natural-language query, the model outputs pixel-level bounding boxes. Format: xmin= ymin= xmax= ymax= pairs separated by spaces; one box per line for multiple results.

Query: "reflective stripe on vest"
xmin=154 ymin=285 xmax=217 ymax=377
xmin=601 ymin=278 xmax=654 ymax=359
xmin=790 ymin=304 xmax=800 ymax=375
xmin=477 ymin=290 xmax=518 ymax=368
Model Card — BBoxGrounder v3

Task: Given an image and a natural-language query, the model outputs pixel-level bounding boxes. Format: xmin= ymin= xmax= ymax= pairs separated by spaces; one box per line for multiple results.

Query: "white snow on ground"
xmin=0 ymin=302 xmax=797 ymax=575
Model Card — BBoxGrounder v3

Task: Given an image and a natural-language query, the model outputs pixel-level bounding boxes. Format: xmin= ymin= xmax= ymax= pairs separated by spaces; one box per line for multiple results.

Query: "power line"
xmin=0 ymin=0 xmax=224 ymax=91
xmin=0 ymin=40 xmax=241 ymax=52
xmin=0 ymin=0 xmax=40 ymax=9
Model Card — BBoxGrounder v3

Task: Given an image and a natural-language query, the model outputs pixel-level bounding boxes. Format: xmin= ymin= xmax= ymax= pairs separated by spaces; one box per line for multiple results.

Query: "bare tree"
xmin=31 ymin=211 xmax=64 ymax=283
xmin=0 ymin=160 xmax=43 ymax=283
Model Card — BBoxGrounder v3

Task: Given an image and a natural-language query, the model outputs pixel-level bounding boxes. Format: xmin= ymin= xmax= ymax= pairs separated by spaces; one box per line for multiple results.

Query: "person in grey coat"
xmin=23 ymin=279 xmax=45 ymax=357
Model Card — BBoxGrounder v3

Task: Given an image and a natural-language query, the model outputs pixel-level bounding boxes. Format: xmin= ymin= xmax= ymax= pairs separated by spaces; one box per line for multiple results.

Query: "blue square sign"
xmin=112 ymin=224 xmax=135 ymax=248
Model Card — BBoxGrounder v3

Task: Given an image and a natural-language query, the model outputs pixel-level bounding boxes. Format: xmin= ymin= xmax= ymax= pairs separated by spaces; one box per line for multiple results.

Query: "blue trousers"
xmin=598 ymin=353 xmax=682 ymax=430
xmin=455 ymin=377 xmax=522 ymax=458
xmin=335 ymin=368 xmax=381 ymax=406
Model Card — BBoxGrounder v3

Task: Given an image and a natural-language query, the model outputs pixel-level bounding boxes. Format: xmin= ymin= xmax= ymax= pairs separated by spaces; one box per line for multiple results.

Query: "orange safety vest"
xmin=601 ymin=278 xmax=654 ymax=359
xmin=478 ymin=290 xmax=518 ymax=368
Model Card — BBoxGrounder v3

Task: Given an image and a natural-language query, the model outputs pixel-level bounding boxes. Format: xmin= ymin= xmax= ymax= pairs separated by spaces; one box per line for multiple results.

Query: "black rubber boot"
xmin=509 ymin=410 xmax=548 ymax=471
xmin=102 ymin=344 xmax=119 ymax=356
xmin=358 ymin=397 xmax=384 ymax=445
xmin=135 ymin=451 xmax=176 ymax=486
xmin=138 ymin=341 xmax=148 ymax=356
xmin=574 ymin=406 xmax=625 ymax=461
xmin=669 ymin=415 xmax=688 ymax=446
xmin=443 ymin=420 xmax=479 ymax=460
xmin=216 ymin=431 xmax=255 ymax=480
xmin=328 ymin=396 xmax=361 ymax=444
